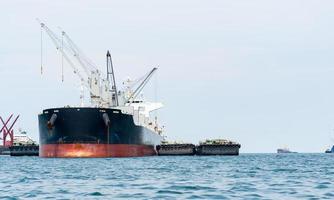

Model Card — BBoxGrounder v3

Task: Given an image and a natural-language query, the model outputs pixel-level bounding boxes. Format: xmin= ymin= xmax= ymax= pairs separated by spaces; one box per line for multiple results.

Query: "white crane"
xmin=38 ymin=20 xmax=110 ymax=107
xmin=38 ymin=20 xmax=161 ymax=112
xmin=124 ymin=68 xmax=157 ymax=104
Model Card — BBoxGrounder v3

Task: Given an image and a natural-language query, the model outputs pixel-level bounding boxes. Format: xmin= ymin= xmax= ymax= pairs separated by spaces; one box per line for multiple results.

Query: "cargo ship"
xmin=196 ymin=139 xmax=241 ymax=156
xmin=38 ymin=22 xmax=164 ymax=157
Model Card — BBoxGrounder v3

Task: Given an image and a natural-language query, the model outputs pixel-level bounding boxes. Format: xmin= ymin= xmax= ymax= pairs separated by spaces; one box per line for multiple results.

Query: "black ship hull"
xmin=38 ymin=107 xmax=163 ymax=157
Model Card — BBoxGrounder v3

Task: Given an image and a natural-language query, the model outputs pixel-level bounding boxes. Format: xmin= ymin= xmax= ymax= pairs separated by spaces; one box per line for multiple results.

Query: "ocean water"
xmin=0 ymin=154 xmax=333 ymax=199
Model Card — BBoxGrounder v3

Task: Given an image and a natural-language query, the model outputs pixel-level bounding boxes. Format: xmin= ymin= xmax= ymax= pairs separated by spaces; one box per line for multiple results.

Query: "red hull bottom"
xmin=40 ymin=144 xmax=157 ymax=158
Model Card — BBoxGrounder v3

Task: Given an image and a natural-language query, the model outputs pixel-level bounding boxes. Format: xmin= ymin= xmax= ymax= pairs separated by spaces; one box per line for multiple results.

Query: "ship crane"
xmin=38 ymin=20 xmax=109 ymax=107
xmin=60 ymin=30 xmax=109 ymax=107
xmin=125 ymin=67 xmax=157 ymax=104
xmin=106 ymin=50 xmax=119 ymax=107
xmin=38 ymin=20 xmax=158 ymax=110
xmin=119 ymin=68 xmax=163 ymax=125
xmin=60 ymin=30 xmax=98 ymax=73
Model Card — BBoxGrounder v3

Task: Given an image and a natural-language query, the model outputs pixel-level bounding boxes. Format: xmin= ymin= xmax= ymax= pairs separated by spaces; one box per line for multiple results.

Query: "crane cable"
xmin=40 ymin=25 xmax=43 ymax=75
xmin=154 ymin=67 xmax=158 ymax=123
xmin=126 ymin=70 xmax=151 ymax=89
xmin=61 ymin=31 xmax=64 ymax=82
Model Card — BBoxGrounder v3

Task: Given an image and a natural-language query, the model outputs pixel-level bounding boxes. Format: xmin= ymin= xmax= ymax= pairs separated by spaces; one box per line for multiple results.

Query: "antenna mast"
xmin=106 ymin=50 xmax=119 ymax=106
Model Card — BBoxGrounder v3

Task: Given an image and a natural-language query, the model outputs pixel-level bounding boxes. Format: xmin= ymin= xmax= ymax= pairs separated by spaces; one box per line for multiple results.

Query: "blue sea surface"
xmin=0 ymin=154 xmax=333 ymax=199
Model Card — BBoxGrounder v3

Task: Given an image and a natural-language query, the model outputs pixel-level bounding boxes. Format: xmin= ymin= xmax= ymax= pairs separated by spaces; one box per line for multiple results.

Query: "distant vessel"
xmin=157 ymin=141 xmax=196 ymax=156
xmin=1 ymin=130 xmax=37 ymax=155
xmin=196 ymin=139 xmax=240 ymax=156
xmin=277 ymin=148 xmax=297 ymax=153
xmin=325 ymin=146 xmax=334 ymax=153
xmin=9 ymin=130 xmax=39 ymax=156
xmin=13 ymin=130 xmax=36 ymax=146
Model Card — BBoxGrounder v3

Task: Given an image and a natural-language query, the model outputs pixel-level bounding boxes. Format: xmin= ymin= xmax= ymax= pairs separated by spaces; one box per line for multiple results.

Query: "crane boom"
xmin=38 ymin=20 xmax=106 ymax=107
xmin=107 ymin=51 xmax=119 ymax=106
xmin=126 ymin=67 xmax=157 ymax=103
xmin=61 ymin=30 xmax=98 ymax=75
xmin=37 ymin=20 xmax=159 ymax=109
xmin=38 ymin=21 xmax=86 ymax=84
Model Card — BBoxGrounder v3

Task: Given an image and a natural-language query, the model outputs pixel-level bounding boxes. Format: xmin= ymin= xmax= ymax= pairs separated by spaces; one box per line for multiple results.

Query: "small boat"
xmin=325 ymin=145 xmax=334 ymax=153
xmin=9 ymin=130 xmax=39 ymax=156
xmin=277 ymin=148 xmax=297 ymax=153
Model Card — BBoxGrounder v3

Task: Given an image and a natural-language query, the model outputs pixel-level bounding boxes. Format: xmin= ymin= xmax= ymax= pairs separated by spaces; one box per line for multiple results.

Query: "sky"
xmin=1 ymin=0 xmax=334 ymax=153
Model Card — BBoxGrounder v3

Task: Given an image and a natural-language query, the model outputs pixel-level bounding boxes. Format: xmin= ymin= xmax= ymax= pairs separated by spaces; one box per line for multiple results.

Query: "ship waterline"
xmin=40 ymin=144 xmax=156 ymax=158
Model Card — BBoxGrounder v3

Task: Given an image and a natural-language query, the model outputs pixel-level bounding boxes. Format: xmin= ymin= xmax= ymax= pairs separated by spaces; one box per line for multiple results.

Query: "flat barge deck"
xmin=156 ymin=143 xmax=196 ymax=156
xmin=156 ymin=139 xmax=241 ymax=156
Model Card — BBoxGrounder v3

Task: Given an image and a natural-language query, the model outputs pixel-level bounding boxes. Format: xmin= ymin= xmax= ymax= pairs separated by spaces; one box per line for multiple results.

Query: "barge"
xmin=156 ymin=142 xmax=195 ymax=156
xmin=9 ymin=145 xmax=39 ymax=156
xmin=196 ymin=139 xmax=240 ymax=156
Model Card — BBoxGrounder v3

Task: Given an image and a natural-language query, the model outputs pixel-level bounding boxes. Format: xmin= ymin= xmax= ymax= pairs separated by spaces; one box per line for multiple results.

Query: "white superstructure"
xmin=13 ymin=130 xmax=36 ymax=146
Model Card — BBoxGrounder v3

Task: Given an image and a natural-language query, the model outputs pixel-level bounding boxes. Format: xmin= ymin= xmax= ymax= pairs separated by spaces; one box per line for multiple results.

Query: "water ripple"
xmin=0 ymin=154 xmax=333 ymax=199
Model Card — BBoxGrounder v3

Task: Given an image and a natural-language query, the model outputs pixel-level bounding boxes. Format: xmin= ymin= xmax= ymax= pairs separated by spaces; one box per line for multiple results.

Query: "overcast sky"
xmin=1 ymin=0 xmax=334 ymax=152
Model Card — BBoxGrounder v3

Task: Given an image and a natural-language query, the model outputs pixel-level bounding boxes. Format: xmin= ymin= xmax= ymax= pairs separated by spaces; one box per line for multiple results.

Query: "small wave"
xmin=324 ymin=192 xmax=334 ymax=197
xmin=315 ymin=184 xmax=329 ymax=189
xmin=244 ymin=193 xmax=263 ymax=198
xmin=140 ymin=186 xmax=157 ymax=190
xmin=273 ymin=168 xmax=298 ymax=173
xmin=167 ymin=185 xmax=216 ymax=191
xmin=87 ymin=192 xmax=103 ymax=196
xmin=1 ymin=154 xmax=334 ymax=199
xmin=157 ymin=190 xmax=183 ymax=194
xmin=0 ymin=196 xmax=19 ymax=200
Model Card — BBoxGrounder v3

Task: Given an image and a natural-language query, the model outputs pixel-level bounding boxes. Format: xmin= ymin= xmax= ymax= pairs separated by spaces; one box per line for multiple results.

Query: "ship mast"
xmin=106 ymin=50 xmax=119 ymax=107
